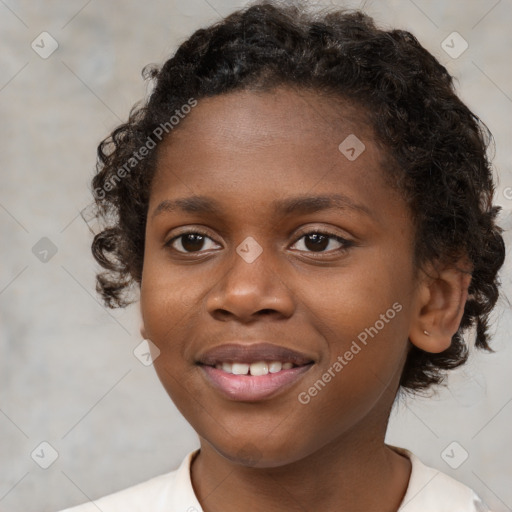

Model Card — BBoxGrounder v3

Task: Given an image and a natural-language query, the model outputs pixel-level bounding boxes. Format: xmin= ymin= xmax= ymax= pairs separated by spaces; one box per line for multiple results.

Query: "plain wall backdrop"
xmin=1 ymin=0 xmax=511 ymax=511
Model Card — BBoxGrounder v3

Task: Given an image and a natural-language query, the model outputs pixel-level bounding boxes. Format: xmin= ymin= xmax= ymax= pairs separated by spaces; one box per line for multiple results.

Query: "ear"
xmin=409 ymin=262 xmax=472 ymax=353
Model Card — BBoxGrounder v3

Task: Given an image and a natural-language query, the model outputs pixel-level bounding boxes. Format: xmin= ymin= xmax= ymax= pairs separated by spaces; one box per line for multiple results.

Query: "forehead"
xmin=161 ymin=86 xmax=373 ymax=152
xmin=151 ymin=86 xmax=386 ymax=192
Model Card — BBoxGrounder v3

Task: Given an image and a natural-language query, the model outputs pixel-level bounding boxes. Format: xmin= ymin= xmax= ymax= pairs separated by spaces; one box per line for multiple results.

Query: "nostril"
xmin=258 ymin=309 xmax=277 ymax=315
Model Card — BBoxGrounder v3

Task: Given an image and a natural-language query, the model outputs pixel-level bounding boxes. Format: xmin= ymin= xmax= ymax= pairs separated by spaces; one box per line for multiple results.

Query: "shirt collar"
xmin=171 ymin=449 xmax=203 ymax=512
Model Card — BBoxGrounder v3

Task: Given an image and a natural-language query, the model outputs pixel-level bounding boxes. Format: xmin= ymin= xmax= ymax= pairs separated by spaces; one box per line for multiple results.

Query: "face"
xmin=140 ymin=87 xmax=419 ymax=467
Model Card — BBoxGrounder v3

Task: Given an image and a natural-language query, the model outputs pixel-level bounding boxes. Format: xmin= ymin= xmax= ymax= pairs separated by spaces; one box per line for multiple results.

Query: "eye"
xmin=165 ymin=231 xmax=221 ymax=253
xmin=290 ymin=230 xmax=352 ymax=253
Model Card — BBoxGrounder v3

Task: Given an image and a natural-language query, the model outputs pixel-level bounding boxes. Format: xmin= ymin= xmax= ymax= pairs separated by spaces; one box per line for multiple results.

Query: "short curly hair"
xmin=89 ymin=0 xmax=505 ymax=392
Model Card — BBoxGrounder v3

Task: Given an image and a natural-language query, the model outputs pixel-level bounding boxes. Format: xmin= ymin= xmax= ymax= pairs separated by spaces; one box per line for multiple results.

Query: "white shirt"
xmin=57 ymin=446 xmax=492 ymax=512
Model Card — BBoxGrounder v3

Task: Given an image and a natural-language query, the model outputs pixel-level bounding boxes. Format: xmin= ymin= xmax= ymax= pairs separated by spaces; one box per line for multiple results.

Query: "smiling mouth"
xmin=196 ymin=343 xmax=315 ymax=401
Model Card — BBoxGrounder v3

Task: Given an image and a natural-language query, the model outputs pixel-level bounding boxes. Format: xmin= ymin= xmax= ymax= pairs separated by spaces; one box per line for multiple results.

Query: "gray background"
xmin=1 ymin=0 xmax=511 ymax=511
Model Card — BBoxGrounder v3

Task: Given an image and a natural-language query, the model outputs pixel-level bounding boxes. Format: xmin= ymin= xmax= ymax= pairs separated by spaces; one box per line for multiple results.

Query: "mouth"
xmin=196 ymin=343 xmax=315 ymax=401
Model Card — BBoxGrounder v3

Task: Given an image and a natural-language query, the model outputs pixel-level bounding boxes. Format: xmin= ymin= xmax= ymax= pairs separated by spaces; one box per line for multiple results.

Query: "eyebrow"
xmin=151 ymin=193 xmax=372 ymax=219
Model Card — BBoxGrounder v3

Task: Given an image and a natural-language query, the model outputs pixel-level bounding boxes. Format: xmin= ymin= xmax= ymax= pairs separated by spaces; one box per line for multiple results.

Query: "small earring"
xmin=423 ymin=330 xmax=430 ymax=336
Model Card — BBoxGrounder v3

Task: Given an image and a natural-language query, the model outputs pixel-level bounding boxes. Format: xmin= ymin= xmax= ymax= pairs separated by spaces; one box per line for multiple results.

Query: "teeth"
xmin=214 ymin=360 xmax=297 ymax=375
xmin=232 ymin=363 xmax=250 ymax=375
xmin=249 ymin=361 xmax=268 ymax=376
xmin=268 ymin=361 xmax=282 ymax=373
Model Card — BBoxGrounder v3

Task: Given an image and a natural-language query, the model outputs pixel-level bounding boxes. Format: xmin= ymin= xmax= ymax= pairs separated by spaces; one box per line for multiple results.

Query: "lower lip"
xmin=200 ymin=364 xmax=313 ymax=402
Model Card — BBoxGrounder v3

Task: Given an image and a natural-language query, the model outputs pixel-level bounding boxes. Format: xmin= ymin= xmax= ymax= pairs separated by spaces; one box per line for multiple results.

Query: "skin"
xmin=140 ymin=86 xmax=470 ymax=512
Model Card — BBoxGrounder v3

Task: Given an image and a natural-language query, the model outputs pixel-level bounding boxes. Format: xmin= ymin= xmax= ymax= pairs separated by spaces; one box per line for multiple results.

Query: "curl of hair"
xmin=90 ymin=0 xmax=505 ymax=391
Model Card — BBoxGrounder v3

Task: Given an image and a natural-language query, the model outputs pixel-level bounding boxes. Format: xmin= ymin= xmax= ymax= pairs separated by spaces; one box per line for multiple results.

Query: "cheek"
xmin=140 ymin=239 xmax=207 ymax=334
xmin=140 ymin=261 xmax=205 ymax=417
xmin=295 ymin=245 xmax=414 ymax=347
xmin=293 ymin=248 xmax=414 ymax=401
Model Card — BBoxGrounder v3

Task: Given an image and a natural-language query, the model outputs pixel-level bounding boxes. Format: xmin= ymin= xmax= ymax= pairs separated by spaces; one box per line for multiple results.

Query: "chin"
xmin=206 ymin=435 xmax=314 ymax=469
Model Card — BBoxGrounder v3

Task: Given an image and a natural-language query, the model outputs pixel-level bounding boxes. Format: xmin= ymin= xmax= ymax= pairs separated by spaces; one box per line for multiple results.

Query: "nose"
xmin=205 ymin=244 xmax=295 ymax=323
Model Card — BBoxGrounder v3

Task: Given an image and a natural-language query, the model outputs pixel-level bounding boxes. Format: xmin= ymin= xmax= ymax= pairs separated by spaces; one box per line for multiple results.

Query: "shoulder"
xmin=392 ymin=446 xmax=492 ymax=512
xmin=56 ymin=450 xmax=202 ymax=512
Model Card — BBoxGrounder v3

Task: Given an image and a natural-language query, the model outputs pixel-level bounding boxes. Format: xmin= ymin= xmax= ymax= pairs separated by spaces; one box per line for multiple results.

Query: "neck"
xmin=190 ymin=422 xmax=411 ymax=512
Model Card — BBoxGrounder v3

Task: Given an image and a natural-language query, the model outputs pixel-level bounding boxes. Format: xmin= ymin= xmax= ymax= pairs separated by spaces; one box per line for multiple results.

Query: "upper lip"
xmin=196 ymin=343 xmax=315 ymax=366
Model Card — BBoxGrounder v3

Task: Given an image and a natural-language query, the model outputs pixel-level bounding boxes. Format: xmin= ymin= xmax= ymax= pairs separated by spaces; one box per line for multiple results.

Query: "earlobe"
xmin=409 ymin=265 xmax=472 ymax=354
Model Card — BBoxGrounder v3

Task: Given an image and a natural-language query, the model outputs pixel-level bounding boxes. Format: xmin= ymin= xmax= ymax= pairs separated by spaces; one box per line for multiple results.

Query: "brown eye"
xmin=180 ymin=233 xmax=206 ymax=252
xmin=291 ymin=231 xmax=352 ymax=253
xmin=166 ymin=232 xmax=220 ymax=253
xmin=303 ymin=233 xmax=329 ymax=252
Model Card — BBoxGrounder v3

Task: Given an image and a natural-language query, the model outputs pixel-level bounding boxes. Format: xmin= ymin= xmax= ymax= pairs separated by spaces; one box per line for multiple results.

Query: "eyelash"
xmin=165 ymin=228 xmax=353 ymax=256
